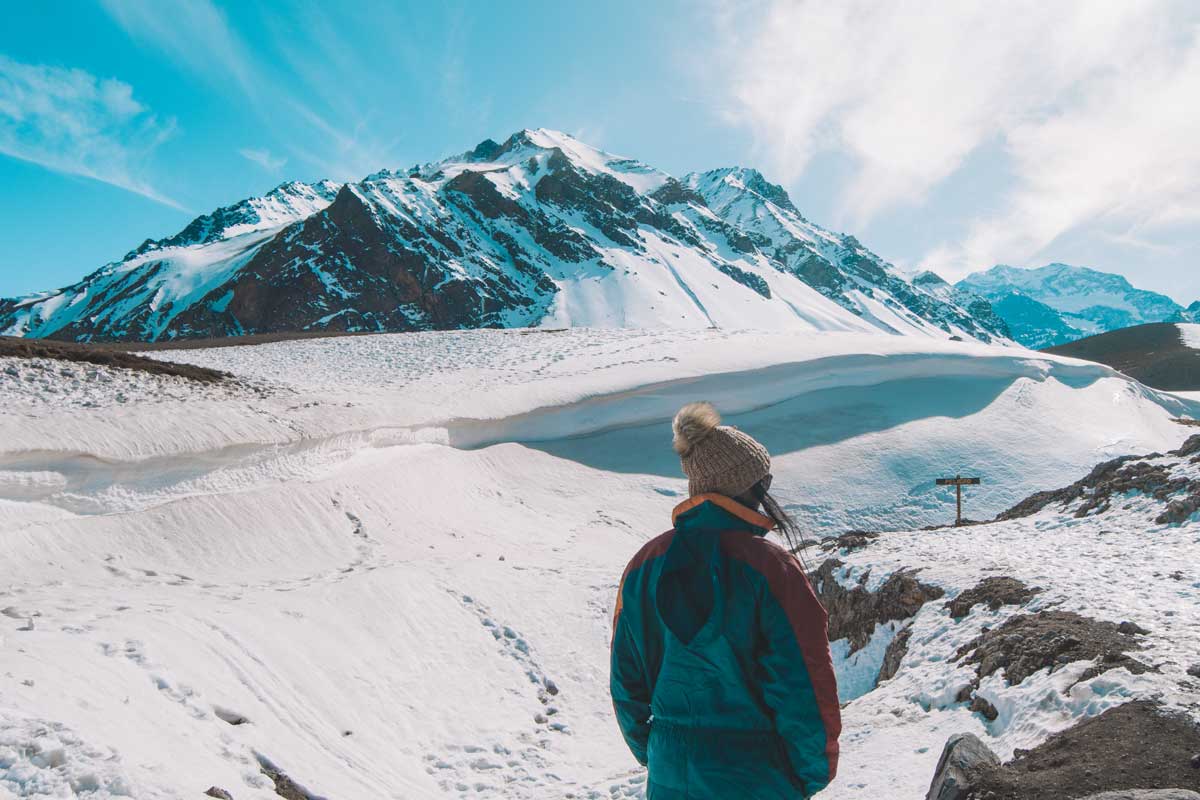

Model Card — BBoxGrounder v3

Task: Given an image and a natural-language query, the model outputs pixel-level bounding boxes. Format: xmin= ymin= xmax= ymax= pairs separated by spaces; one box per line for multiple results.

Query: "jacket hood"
xmin=655 ymin=495 xmax=774 ymax=646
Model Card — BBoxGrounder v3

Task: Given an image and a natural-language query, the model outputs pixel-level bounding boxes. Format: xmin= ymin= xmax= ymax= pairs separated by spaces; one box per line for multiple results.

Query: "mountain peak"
xmin=957 ymin=262 xmax=1183 ymax=348
xmin=912 ymin=270 xmax=951 ymax=288
xmin=439 ymin=128 xmax=669 ymax=195
xmin=685 ymin=167 xmax=799 ymax=215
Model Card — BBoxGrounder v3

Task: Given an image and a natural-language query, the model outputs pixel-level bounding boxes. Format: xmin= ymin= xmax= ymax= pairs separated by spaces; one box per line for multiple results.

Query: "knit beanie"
xmin=672 ymin=402 xmax=771 ymax=498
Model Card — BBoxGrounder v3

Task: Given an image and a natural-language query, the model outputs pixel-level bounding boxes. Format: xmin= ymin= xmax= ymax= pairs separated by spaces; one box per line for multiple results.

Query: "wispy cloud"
xmin=0 ymin=54 xmax=182 ymax=209
xmin=238 ymin=147 xmax=286 ymax=172
xmin=99 ymin=0 xmax=257 ymax=99
xmin=101 ymin=0 xmax=403 ymax=181
xmin=712 ymin=1 xmax=1200 ymax=279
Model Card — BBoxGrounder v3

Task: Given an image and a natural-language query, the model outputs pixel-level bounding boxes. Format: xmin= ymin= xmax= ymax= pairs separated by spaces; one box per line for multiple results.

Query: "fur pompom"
xmin=672 ymin=401 xmax=721 ymax=455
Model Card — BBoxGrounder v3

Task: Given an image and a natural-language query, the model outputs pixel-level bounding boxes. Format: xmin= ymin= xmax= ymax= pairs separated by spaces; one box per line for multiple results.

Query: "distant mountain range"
xmin=0 ymin=129 xmax=1010 ymax=344
xmin=955 ymin=263 xmax=1198 ymax=349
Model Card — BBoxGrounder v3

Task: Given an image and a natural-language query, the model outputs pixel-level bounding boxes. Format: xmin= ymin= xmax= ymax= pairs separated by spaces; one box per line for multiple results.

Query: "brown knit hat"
xmin=672 ymin=402 xmax=771 ymax=498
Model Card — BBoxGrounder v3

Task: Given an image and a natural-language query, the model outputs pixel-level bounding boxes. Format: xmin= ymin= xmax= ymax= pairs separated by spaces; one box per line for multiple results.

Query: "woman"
xmin=610 ymin=402 xmax=840 ymax=799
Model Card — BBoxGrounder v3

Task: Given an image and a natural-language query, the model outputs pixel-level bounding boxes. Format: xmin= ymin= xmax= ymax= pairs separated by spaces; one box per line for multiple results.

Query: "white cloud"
xmin=101 ymin=0 xmax=400 ymax=182
xmin=0 ymin=55 xmax=181 ymax=209
xmin=99 ymin=0 xmax=256 ymax=98
xmin=238 ymin=147 xmax=286 ymax=172
xmin=713 ymin=1 xmax=1200 ymax=281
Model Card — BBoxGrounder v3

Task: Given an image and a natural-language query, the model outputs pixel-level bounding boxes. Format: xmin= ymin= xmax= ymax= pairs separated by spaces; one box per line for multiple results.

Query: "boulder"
xmin=925 ymin=732 xmax=1001 ymax=800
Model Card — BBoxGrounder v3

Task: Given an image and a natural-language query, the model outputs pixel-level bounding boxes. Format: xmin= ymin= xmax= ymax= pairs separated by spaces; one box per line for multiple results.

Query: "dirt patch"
xmin=965 ymin=702 xmax=1200 ymax=799
xmin=946 ymin=577 xmax=1042 ymax=620
xmin=814 ymin=559 xmax=944 ymax=654
xmin=955 ymin=610 xmax=1153 ymax=687
xmin=0 ymin=336 xmax=228 ymax=383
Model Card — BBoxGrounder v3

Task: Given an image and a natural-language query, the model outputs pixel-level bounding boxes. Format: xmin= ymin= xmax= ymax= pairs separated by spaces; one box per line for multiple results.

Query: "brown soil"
xmin=0 ymin=336 xmax=228 ymax=383
xmin=967 ymin=702 xmax=1200 ymax=799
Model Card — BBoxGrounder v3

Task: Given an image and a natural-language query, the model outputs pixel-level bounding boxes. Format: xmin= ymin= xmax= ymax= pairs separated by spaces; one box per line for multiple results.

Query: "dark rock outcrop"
xmin=878 ymin=626 xmax=912 ymax=683
xmin=963 ymin=702 xmax=1200 ymax=799
xmin=955 ymin=610 xmax=1152 ymax=687
xmin=813 ymin=559 xmax=945 ymax=654
xmin=256 ymin=754 xmax=323 ymax=800
xmin=819 ymin=530 xmax=880 ymax=554
xmin=997 ymin=436 xmax=1200 ymax=524
xmin=946 ymin=577 xmax=1042 ymax=620
xmin=925 ymin=732 xmax=1001 ymax=800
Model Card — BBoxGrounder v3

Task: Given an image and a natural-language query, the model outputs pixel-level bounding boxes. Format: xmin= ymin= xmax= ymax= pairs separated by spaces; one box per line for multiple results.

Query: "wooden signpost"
xmin=936 ymin=474 xmax=981 ymax=526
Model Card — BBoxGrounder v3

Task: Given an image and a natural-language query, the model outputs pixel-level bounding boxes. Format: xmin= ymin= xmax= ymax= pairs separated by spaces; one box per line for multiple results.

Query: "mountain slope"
xmin=1043 ymin=322 xmax=1200 ymax=391
xmin=1 ymin=129 xmax=1009 ymax=344
xmin=957 ymin=263 xmax=1185 ymax=348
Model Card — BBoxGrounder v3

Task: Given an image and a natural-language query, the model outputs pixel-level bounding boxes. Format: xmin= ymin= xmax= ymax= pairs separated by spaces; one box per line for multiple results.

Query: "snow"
xmin=2 ymin=328 xmax=1198 ymax=798
xmin=1178 ymin=323 xmax=1200 ymax=349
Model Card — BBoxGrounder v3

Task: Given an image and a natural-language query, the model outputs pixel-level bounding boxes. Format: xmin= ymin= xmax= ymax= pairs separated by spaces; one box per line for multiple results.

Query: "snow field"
xmin=2 ymin=328 xmax=1199 ymax=798
xmin=1178 ymin=323 xmax=1200 ymax=349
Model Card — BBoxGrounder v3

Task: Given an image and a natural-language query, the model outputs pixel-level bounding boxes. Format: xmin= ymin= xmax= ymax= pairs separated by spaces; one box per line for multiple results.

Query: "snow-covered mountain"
xmin=956 ymin=263 xmax=1189 ymax=348
xmin=0 ymin=129 xmax=1009 ymax=343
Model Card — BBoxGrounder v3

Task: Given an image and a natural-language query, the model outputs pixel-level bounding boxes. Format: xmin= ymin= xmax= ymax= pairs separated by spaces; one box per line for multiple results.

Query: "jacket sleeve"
xmin=755 ymin=553 xmax=841 ymax=796
xmin=610 ymin=586 xmax=651 ymax=766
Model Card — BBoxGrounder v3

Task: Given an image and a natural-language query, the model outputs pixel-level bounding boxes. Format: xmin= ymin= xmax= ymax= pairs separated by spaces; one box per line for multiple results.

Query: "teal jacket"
xmin=610 ymin=494 xmax=840 ymax=799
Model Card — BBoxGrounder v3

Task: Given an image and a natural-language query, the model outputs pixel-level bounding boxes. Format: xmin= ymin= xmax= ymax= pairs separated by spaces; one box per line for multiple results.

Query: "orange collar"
xmin=671 ymin=493 xmax=776 ymax=530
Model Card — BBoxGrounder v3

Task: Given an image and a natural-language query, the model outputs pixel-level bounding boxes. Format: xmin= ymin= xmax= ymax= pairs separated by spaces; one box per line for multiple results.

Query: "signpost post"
xmin=936 ymin=475 xmax=981 ymax=526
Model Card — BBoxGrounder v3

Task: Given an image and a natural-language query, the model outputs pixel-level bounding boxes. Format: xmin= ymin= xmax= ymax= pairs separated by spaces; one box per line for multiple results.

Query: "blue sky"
xmin=3 ymin=1 xmax=1199 ymax=303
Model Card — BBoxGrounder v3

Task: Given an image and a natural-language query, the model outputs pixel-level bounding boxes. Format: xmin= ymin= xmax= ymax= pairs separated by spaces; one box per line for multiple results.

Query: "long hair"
xmin=750 ymin=480 xmax=816 ymax=576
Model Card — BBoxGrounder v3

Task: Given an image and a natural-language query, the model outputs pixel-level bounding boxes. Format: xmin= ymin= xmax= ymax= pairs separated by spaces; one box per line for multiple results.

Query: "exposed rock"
xmin=204 ymin=789 xmax=234 ymax=800
xmin=1186 ymin=663 xmax=1200 ymax=679
xmin=969 ymin=695 xmax=999 ymax=722
xmin=925 ymin=732 xmax=1000 ymax=800
xmin=965 ymin=702 xmax=1200 ymax=799
xmin=878 ymin=626 xmax=913 ymax=683
xmin=819 ymin=530 xmax=880 ymax=554
xmin=256 ymin=754 xmax=321 ymax=800
xmin=997 ymin=438 xmax=1200 ymax=525
xmin=813 ymin=559 xmax=944 ymax=655
xmin=955 ymin=610 xmax=1152 ymax=687
xmin=946 ymin=577 xmax=1042 ymax=620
